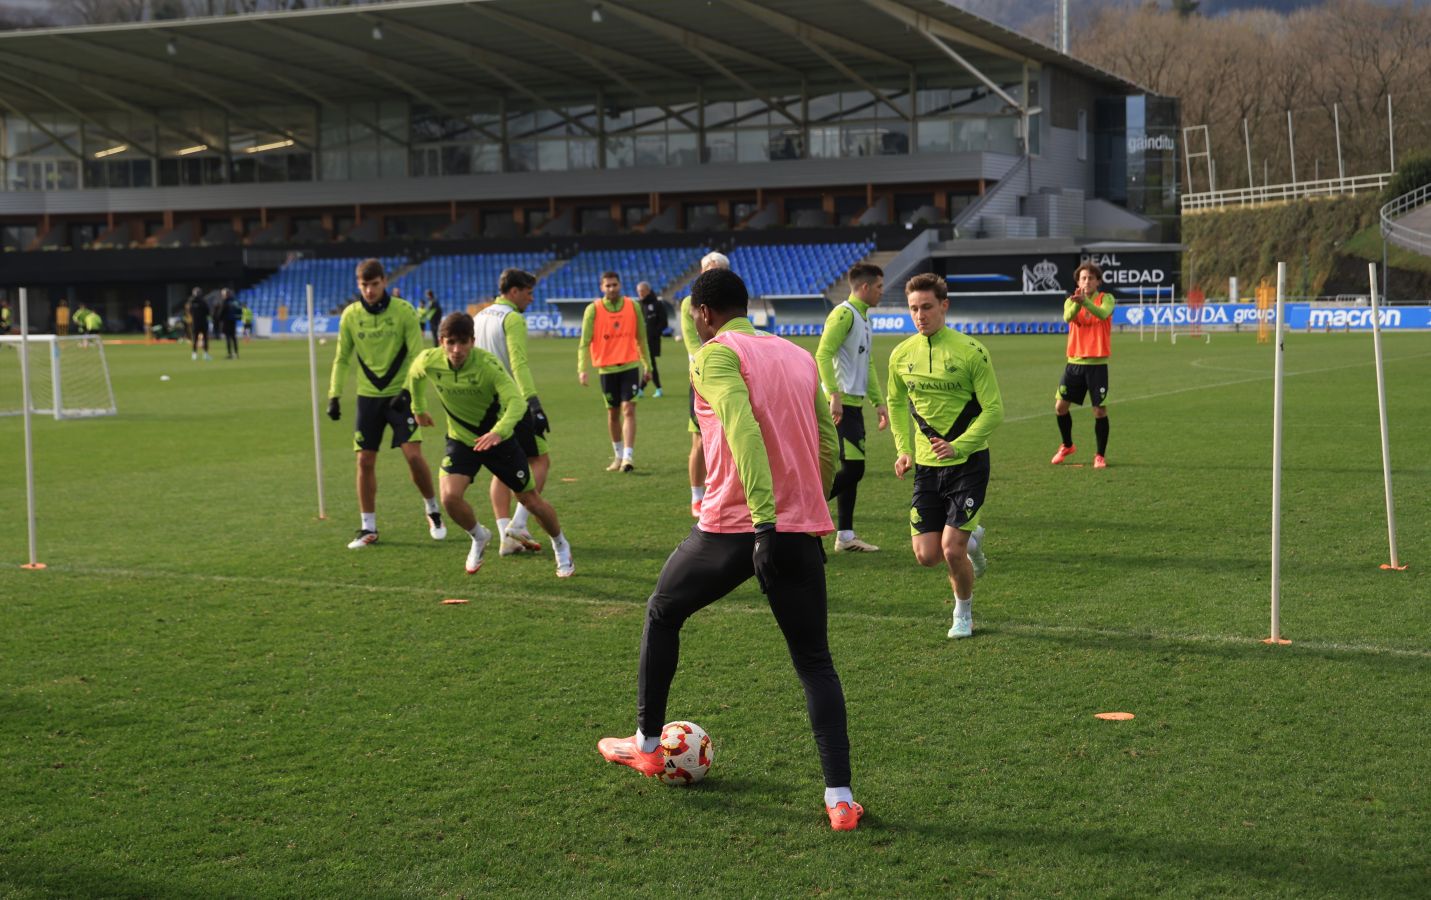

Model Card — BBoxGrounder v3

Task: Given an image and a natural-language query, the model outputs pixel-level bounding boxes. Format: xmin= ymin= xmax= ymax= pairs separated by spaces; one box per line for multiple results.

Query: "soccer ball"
xmin=657 ymin=720 xmax=713 ymax=785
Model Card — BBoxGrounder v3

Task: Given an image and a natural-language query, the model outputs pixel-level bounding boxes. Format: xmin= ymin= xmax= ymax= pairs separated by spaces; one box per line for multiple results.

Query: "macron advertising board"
xmin=862 ymin=303 xmax=1431 ymax=335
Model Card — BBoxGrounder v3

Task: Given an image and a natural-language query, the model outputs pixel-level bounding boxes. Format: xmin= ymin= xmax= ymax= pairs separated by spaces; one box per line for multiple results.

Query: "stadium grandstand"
xmin=0 ymin=0 xmax=1180 ymax=336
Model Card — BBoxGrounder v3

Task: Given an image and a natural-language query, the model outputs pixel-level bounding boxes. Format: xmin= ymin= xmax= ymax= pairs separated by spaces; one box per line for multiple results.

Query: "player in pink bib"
xmin=597 ymin=268 xmax=864 ymax=832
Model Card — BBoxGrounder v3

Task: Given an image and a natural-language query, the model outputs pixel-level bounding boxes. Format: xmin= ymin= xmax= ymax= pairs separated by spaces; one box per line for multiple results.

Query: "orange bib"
xmin=590 ymin=298 xmax=641 ymax=368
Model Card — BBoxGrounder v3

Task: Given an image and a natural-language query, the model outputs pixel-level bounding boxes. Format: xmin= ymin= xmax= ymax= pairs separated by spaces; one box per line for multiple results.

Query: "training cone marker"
xmin=441 ymin=598 xmax=469 ymax=605
xmin=1094 ymin=712 xmax=1135 ymax=721
xmin=160 ymin=374 xmax=171 ymax=381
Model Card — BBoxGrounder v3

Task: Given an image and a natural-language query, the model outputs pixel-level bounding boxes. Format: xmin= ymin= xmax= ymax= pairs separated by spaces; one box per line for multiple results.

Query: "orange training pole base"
xmin=20 ymin=562 xmax=47 ymax=570
xmin=1261 ymin=637 xmax=1291 ymax=646
xmin=1379 ymin=563 xmax=1409 ymax=571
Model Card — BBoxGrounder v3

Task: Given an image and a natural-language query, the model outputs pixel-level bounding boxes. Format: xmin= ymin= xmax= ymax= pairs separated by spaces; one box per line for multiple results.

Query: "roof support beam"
xmin=461 ymin=3 xmax=698 ymax=132
xmin=597 ymin=1 xmax=803 ymax=79
xmin=919 ymin=31 xmax=1022 ymax=112
xmin=858 ymin=0 xmax=1029 ymax=66
xmin=718 ymin=0 xmax=912 ymax=74
xmin=0 ymin=92 xmax=84 ymax=162
xmin=0 ymin=68 xmax=156 ymax=157
xmin=364 ymin=13 xmax=597 ymax=138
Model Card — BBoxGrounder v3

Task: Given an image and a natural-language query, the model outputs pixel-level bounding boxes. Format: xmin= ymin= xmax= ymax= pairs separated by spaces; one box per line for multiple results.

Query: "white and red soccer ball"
xmin=657 ymin=721 xmax=713 ymax=785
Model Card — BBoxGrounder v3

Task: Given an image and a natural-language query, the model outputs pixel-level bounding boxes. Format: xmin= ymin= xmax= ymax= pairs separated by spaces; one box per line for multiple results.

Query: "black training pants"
xmin=637 ymin=526 xmax=851 ymax=787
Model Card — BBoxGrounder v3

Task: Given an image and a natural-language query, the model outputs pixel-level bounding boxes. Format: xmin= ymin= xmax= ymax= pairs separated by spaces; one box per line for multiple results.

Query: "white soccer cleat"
xmin=427 ymin=511 xmax=447 ymax=541
xmin=948 ymin=612 xmax=973 ymax=639
xmin=967 ymin=525 xmax=987 ymax=577
xmin=504 ymin=527 xmax=542 ymax=553
xmin=606 ymin=458 xmax=623 ymax=472
xmin=465 ymin=525 xmax=492 ymax=574
xmin=834 ymin=535 xmax=880 ymax=553
xmin=555 ymin=541 xmax=575 ymax=578
xmin=347 ymin=529 xmax=378 ymax=549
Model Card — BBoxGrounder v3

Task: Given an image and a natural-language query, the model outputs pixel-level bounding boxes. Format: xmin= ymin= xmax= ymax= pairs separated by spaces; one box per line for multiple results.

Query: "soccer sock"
xmin=553 ymin=532 xmax=572 ymax=565
xmin=691 ymin=485 xmax=706 ymax=502
xmin=1057 ymin=412 xmax=1074 ymax=446
xmin=611 ymin=441 xmax=624 ymax=459
xmin=1095 ymin=416 xmax=1110 ymax=455
xmin=967 ymin=530 xmax=981 ymax=554
xmin=511 ymin=504 xmax=530 ymax=531
xmin=954 ymin=597 xmax=972 ymax=618
xmin=635 ymin=728 xmax=660 ymax=754
xmin=838 ymin=530 xmax=854 ymax=543
xmin=467 ymin=523 xmax=486 ymax=540
xmin=361 ymin=512 xmax=376 ymax=533
xmin=622 ymin=446 xmax=634 ymax=462
xmin=424 ymin=496 xmax=440 ymax=515
xmin=496 ymin=517 xmax=511 ymax=538
xmin=824 ymin=787 xmax=854 ymax=808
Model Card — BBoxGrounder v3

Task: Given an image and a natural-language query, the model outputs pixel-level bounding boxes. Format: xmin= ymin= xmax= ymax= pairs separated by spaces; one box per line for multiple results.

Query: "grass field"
xmin=2 ymin=329 xmax=1428 ymax=897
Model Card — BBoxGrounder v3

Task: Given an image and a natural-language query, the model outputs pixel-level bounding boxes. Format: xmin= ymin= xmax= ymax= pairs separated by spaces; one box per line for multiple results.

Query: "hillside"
xmin=1182 ymin=194 xmax=1431 ymax=301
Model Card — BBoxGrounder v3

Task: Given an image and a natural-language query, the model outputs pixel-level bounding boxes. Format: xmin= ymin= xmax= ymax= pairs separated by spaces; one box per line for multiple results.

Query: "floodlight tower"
xmin=1055 ymin=0 xmax=1070 ymax=53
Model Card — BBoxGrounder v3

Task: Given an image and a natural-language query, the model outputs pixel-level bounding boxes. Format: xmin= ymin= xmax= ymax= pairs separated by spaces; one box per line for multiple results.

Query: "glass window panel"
xmin=380 ymin=146 xmax=405 ymax=177
xmin=917 ymin=120 xmax=952 ymax=154
xmin=1026 ymin=112 xmax=1041 ymax=156
xmin=287 ymin=153 xmax=312 ymax=182
xmin=348 ymin=148 xmax=377 ymax=180
xmin=538 ymin=140 xmax=568 ymax=171
xmin=704 ymin=130 xmax=734 ymax=164
xmin=568 ymin=138 xmax=597 ymax=170
xmin=605 ymin=136 xmax=633 ymax=168
xmin=736 ymin=129 xmax=765 ymax=163
xmin=604 ymin=108 xmax=633 ymax=132
xmin=807 ymin=92 xmax=839 ymax=122
xmin=768 ymin=129 xmax=801 ymax=160
xmin=668 ymin=132 xmax=697 ymax=166
xmin=808 ymin=125 xmax=839 ymax=159
xmin=952 ymin=118 xmax=987 ymax=152
xmin=322 ymin=150 xmax=347 ymax=180
xmin=633 ymin=107 xmax=668 ymax=133
xmin=508 ymin=141 xmax=536 ymax=173
xmin=704 ymin=102 xmax=735 ymax=129
xmin=473 ymin=143 xmax=501 ymax=173
xmin=987 ymin=116 xmax=1019 ymax=154
xmin=877 ymin=120 xmax=909 ymax=155
xmin=231 ymin=157 xmax=256 ymax=183
xmin=440 ymin=144 xmax=470 ymax=176
xmin=635 ymin=134 xmax=666 ymax=167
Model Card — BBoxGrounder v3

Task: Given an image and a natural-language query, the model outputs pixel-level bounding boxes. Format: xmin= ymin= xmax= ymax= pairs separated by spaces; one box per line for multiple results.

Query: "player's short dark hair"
xmin=356 ymin=258 xmax=386 ymax=281
xmin=905 ymin=272 xmax=947 ymax=301
xmin=500 ymin=268 xmax=537 ymax=294
xmin=690 ymin=268 xmax=749 ymax=315
xmin=438 ymin=311 xmax=474 ymax=342
xmin=1073 ymin=262 xmax=1103 ymax=282
xmin=600 ymin=271 xmax=620 ymax=283
xmin=847 ymin=263 xmax=883 ymax=287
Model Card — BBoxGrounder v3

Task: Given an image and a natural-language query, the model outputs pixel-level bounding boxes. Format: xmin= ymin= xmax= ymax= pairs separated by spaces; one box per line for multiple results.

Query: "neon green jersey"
xmin=815 ymin=295 xmax=884 ymax=405
xmin=887 ymin=327 xmax=1004 ymax=467
xmin=328 ymin=295 xmax=424 ymax=399
xmin=679 ymin=296 xmax=702 ymax=361
xmin=405 ymin=346 xmax=526 ymax=446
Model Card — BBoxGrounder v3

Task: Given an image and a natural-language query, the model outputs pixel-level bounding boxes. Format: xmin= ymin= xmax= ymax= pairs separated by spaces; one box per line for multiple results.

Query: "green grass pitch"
xmin=1 ymin=329 xmax=1427 ymax=897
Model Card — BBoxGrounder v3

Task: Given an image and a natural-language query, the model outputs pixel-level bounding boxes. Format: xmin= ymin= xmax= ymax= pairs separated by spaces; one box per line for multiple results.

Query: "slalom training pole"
xmin=1265 ymin=262 xmax=1289 ymax=645
xmin=1366 ymin=263 xmax=1407 ymax=571
xmin=18 ymin=288 xmax=45 ymax=570
xmin=306 ymin=283 xmax=327 ymax=521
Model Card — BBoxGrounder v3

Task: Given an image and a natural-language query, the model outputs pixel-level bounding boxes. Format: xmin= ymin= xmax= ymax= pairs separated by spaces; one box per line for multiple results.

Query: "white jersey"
xmin=833 ymin=300 xmax=871 ymax=397
xmin=473 ymin=302 xmax=514 ymax=376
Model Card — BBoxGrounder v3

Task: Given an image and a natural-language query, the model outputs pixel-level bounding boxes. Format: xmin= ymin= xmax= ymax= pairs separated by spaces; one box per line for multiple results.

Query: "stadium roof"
xmin=0 ymin=0 xmax=1146 ymax=116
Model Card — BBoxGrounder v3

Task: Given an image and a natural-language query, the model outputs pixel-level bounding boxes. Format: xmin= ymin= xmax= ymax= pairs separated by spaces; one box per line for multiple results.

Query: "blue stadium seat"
xmin=237 ymin=256 xmax=407 ymax=317
xmin=395 ymin=252 xmax=557 ymax=312
xmin=727 ymin=240 xmax=875 ymax=299
xmin=535 ymin=246 xmax=707 ymax=304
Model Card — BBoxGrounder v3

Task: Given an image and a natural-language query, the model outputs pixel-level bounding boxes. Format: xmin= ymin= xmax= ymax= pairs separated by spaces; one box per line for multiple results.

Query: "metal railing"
xmin=1380 ymin=182 xmax=1431 ymax=256
xmin=1182 ymin=172 xmax=1392 ymax=212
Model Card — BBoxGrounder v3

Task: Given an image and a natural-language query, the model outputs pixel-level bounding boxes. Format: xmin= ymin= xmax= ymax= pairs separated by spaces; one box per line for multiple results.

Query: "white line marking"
xmin=49 ymin=565 xmax=1430 ymax=659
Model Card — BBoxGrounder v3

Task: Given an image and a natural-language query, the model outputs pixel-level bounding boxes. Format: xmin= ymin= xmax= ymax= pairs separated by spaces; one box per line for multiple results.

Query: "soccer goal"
xmin=0 ymin=334 xmax=117 ymax=419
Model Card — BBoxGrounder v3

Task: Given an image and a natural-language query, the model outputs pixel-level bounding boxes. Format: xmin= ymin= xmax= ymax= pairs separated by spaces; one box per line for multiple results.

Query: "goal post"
xmin=0 ymin=334 xmax=117 ymax=419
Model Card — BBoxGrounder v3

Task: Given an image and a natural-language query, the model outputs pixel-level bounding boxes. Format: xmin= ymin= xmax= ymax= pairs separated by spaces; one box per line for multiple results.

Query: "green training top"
xmin=693 ymin=318 xmax=838 ymax=526
xmin=887 ymin=326 xmax=1004 ymax=468
xmin=328 ymin=295 xmax=424 ymax=399
xmin=814 ymin=295 xmax=885 ymax=406
xmin=405 ymin=345 xmax=525 ymax=446
xmin=679 ymin=296 xmax=702 ymax=361
xmin=577 ymin=295 xmax=653 ymax=376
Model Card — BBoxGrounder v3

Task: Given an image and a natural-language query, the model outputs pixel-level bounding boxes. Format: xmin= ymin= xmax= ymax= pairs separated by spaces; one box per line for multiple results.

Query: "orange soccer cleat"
xmin=597 ymin=735 xmax=665 ymax=777
xmin=827 ymin=801 xmax=864 ymax=832
xmin=1093 ymin=454 xmax=1108 ymax=469
xmin=1050 ymin=443 xmax=1077 ymax=465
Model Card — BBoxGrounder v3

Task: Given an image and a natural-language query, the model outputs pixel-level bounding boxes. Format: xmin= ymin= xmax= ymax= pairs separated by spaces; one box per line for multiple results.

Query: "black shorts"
xmin=600 ymin=368 xmax=641 ymax=409
xmin=354 ymin=395 xmax=419 ymax=452
xmin=441 ymin=437 xmax=533 ymax=493
xmin=836 ymin=405 xmax=866 ymax=463
xmin=511 ymin=414 xmax=549 ymax=459
xmin=1058 ymin=363 xmax=1110 ymax=407
xmin=910 ymin=449 xmax=990 ymax=535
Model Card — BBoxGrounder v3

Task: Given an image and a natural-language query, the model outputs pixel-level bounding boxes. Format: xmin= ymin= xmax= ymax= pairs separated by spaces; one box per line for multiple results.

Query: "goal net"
xmin=0 ymin=335 xmax=117 ymax=419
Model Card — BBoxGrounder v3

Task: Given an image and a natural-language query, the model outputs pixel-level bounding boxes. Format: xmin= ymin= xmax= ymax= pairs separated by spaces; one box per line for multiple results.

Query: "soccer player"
xmin=679 ymin=251 xmax=729 ymax=517
xmin=0 ymin=299 xmax=12 ymax=335
xmin=815 ymin=262 xmax=890 ymax=553
xmin=407 ymin=312 xmax=573 ymax=578
xmin=577 ymin=271 xmax=652 ymax=472
xmin=636 ymin=281 xmax=668 ymax=398
xmin=218 ymin=289 xmax=240 ymax=359
xmin=1052 ymin=262 xmax=1115 ymax=468
xmin=186 ymin=288 xmax=211 ymax=361
xmin=420 ymin=290 xmax=443 ymax=348
xmin=597 ymin=268 xmax=862 ymax=832
xmin=888 ymin=273 xmax=1004 ymax=639
xmin=473 ymin=268 xmax=553 ymax=557
xmin=326 ymin=258 xmax=445 ymax=549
